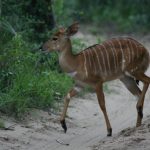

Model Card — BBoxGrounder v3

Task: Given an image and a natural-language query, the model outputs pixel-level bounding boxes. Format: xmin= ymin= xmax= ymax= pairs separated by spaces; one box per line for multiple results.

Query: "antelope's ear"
xmin=66 ymin=22 xmax=79 ymax=36
xmin=58 ymin=27 xmax=66 ymax=34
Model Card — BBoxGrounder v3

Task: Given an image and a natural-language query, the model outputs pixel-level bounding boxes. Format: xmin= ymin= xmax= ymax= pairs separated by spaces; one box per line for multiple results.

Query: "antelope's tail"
xmin=136 ymin=80 xmax=139 ymax=85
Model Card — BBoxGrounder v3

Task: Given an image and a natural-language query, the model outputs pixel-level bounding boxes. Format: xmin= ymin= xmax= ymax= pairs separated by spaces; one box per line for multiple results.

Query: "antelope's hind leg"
xmin=134 ymin=73 xmax=150 ymax=127
xmin=120 ymin=74 xmax=150 ymax=127
xmin=60 ymin=86 xmax=82 ymax=133
xmin=120 ymin=75 xmax=141 ymax=98
xmin=120 ymin=75 xmax=142 ymax=125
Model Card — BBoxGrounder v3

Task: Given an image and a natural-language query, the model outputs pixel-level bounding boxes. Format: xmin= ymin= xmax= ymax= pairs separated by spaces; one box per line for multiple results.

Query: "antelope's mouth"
xmin=40 ymin=46 xmax=50 ymax=53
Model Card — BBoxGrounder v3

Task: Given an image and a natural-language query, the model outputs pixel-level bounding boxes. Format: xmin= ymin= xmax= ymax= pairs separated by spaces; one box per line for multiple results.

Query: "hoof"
xmin=107 ymin=128 xmax=112 ymax=136
xmin=60 ymin=120 xmax=67 ymax=133
xmin=136 ymin=121 xmax=142 ymax=127
xmin=136 ymin=123 xmax=141 ymax=127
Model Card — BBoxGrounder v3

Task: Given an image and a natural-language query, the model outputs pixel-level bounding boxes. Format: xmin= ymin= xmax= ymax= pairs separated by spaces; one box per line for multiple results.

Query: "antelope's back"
xmin=78 ymin=37 xmax=149 ymax=79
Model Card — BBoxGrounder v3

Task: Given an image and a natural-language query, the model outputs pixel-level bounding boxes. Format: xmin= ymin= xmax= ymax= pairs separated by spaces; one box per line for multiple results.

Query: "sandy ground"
xmin=0 ymin=34 xmax=150 ymax=150
xmin=93 ymin=116 xmax=150 ymax=150
xmin=1 ymin=75 xmax=150 ymax=150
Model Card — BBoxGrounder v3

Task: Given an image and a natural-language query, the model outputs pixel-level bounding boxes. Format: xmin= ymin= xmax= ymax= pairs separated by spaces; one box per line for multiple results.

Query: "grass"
xmin=0 ymin=119 xmax=5 ymax=129
xmin=0 ymin=34 xmax=73 ymax=117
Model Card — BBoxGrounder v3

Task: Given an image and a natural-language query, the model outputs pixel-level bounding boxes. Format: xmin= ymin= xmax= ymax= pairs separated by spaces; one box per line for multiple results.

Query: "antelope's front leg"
xmin=95 ymin=83 xmax=112 ymax=136
xmin=60 ymin=86 xmax=82 ymax=133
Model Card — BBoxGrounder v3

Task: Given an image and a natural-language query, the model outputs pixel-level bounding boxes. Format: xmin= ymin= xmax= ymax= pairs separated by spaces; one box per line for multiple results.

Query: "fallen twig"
xmin=4 ymin=124 xmax=16 ymax=131
xmin=56 ymin=139 xmax=69 ymax=146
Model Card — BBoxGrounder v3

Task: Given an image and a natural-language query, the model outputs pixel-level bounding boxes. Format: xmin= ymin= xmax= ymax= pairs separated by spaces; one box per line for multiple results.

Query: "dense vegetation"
xmin=0 ymin=34 xmax=73 ymax=116
xmin=57 ymin=0 xmax=150 ymax=32
xmin=0 ymin=0 xmax=149 ymax=117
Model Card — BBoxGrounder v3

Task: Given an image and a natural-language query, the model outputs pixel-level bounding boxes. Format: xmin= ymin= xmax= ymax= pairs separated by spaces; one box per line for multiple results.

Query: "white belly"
xmin=67 ymin=71 xmax=77 ymax=78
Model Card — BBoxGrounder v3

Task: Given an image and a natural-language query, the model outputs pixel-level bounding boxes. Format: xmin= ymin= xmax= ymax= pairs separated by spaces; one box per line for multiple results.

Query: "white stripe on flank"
xmin=98 ymin=46 xmax=107 ymax=75
xmin=106 ymin=42 xmax=117 ymax=72
xmin=109 ymin=41 xmax=118 ymax=71
xmin=87 ymin=50 xmax=92 ymax=68
xmin=93 ymin=47 xmax=103 ymax=74
xmin=128 ymin=39 xmax=134 ymax=63
xmin=125 ymin=39 xmax=131 ymax=64
xmin=117 ymin=40 xmax=125 ymax=70
xmin=89 ymin=49 xmax=97 ymax=75
xmin=83 ymin=52 xmax=88 ymax=77
xmin=132 ymin=41 xmax=138 ymax=59
xmin=102 ymin=44 xmax=111 ymax=74
xmin=102 ymin=45 xmax=111 ymax=73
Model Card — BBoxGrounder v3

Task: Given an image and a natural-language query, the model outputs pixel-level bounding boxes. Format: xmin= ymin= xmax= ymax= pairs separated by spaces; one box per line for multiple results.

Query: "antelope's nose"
xmin=40 ymin=44 xmax=48 ymax=53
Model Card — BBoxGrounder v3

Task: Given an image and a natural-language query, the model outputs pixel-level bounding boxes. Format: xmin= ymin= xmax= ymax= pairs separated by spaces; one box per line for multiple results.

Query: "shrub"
xmin=0 ymin=34 xmax=73 ymax=117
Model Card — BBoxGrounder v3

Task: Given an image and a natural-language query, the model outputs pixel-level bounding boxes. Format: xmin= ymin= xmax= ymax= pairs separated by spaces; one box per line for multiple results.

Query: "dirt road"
xmin=1 ymin=75 xmax=150 ymax=150
xmin=0 ymin=35 xmax=150 ymax=150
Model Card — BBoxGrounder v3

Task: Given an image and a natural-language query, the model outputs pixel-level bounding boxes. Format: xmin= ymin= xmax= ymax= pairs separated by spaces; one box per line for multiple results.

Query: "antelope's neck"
xmin=59 ymin=41 xmax=77 ymax=73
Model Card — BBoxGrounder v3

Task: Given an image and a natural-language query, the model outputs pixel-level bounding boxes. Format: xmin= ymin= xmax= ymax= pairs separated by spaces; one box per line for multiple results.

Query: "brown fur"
xmin=42 ymin=23 xmax=150 ymax=136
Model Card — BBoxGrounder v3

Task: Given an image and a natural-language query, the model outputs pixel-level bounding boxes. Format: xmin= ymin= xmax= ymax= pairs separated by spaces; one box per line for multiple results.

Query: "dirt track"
xmin=1 ymin=75 xmax=150 ymax=150
xmin=0 ymin=35 xmax=150 ymax=150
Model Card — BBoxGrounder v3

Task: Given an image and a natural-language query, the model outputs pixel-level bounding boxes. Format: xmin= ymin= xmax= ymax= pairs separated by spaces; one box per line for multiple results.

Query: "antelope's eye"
xmin=52 ymin=37 xmax=58 ymax=41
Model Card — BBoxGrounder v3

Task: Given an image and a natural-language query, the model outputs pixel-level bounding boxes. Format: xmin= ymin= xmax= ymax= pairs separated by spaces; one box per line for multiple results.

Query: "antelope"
xmin=42 ymin=22 xmax=150 ymax=136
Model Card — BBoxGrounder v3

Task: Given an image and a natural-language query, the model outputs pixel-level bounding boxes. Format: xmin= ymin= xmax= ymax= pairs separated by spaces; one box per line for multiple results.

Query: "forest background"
xmin=0 ymin=0 xmax=149 ymax=117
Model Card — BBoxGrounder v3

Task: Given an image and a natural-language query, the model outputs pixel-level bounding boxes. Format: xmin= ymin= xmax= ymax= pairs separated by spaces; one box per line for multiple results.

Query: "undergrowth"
xmin=0 ymin=34 xmax=73 ymax=117
xmin=0 ymin=119 xmax=5 ymax=129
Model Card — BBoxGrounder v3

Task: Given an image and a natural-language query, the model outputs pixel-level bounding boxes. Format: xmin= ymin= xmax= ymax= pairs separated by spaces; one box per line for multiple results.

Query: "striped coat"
xmin=42 ymin=22 xmax=150 ymax=136
xmin=77 ymin=37 xmax=149 ymax=82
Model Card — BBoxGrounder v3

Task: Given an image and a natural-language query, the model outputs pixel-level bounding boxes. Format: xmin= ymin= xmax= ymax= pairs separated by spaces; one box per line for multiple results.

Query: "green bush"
xmin=0 ymin=34 xmax=73 ymax=117
xmin=74 ymin=0 xmax=150 ymax=32
xmin=0 ymin=119 xmax=5 ymax=129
